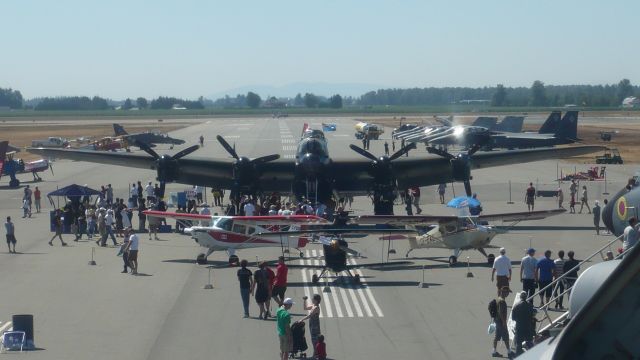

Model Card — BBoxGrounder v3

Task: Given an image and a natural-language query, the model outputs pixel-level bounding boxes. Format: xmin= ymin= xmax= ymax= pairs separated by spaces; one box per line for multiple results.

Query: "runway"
xmin=0 ymin=116 xmax=630 ymax=359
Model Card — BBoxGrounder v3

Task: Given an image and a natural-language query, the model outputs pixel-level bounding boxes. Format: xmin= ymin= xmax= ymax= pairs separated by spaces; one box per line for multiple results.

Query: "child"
xmin=315 ymin=334 xmax=326 ymax=360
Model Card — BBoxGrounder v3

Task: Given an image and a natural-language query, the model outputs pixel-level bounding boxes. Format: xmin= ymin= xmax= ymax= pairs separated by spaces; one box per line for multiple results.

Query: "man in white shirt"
xmin=124 ymin=227 xmax=139 ymax=275
xmin=243 ymin=201 xmax=256 ymax=216
xmin=520 ymin=248 xmax=537 ymax=303
xmin=195 ymin=185 xmax=203 ymax=204
xmin=145 ymin=181 xmax=155 ymax=202
xmin=623 ymin=217 xmax=639 ymax=252
xmin=491 ymin=248 xmax=512 ymax=295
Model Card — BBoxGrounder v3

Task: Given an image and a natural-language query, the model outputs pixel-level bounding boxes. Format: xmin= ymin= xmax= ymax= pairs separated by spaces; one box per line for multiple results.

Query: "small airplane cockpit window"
xmin=217 ymin=218 xmax=233 ymax=231
xmin=247 ymin=226 xmax=256 ymax=235
xmin=232 ymin=224 xmax=247 ymax=234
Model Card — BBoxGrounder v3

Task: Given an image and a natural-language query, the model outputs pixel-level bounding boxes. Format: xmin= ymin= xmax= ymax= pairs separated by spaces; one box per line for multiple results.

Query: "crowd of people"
xmin=489 ymin=247 xmax=581 ymax=357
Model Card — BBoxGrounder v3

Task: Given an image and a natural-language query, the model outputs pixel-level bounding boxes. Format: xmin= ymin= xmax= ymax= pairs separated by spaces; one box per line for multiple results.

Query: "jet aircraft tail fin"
xmin=556 ymin=111 xmax=579 ymax=140
xmin=0 ymin=141 xmax=8 ymax=180
xmin=113 ymin=123 xmax=128 ymax=136
xmin=471 ymin=117 xmax=498 ymax=129
xmin=538 ymin=111 xmax=562 ymax=134
xmin=496 ymin=116 xmax=524 ymax=132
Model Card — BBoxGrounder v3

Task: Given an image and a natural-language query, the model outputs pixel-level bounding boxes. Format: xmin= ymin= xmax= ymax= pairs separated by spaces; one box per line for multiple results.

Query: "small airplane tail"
xmin=538 ymin=111 xmax=562 ymax=134
xmin=555 ymin=111 xmax=579 ymax=140
xmin=496 ymin=116 xmax=524 ymax=133
xmin=113 ymin=123 xmax=128 ymax=136
xmin=0 ymin=141 xmax=8 ymax=180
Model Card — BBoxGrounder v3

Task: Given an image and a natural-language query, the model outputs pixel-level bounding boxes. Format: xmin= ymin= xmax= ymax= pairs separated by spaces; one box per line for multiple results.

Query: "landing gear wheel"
xmin=228 ymin=254 xmax=239 ymax=266
xmin=354 ymin=274 xmax=361 ymax=284
xmin=299 ymin=251 xmax=304 ymax=258
xmin=487 ymin=254 xmax=495 ymax=266
xmin=196 ymin=253 xmax=207 ymax=265
xmin=9 ymin=178 xmax=19 ymax=188
xmin=448 ymin=256 xmax=458 ymax=267
xmin=312 ymin=274 xmax=319 ymax=284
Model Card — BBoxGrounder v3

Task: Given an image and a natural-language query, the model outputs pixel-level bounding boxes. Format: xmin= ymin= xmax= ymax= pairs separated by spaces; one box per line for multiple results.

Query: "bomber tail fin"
xmin=113 ymin=123 xmax=128 ymax=136
xmin=538 ymin=111 xmax=562 ymax=134
xmin=555 ymin=111 xmax=579 ymax=141
xmin=0 ymin=141 xmax=8 ymax=180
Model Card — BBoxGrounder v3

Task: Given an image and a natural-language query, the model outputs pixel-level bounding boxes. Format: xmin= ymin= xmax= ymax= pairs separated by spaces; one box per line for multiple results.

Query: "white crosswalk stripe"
xmin=298 ymin=249 xmax=383 ymax=318
xmin=282 ymin=145 xmax=297 ymax=151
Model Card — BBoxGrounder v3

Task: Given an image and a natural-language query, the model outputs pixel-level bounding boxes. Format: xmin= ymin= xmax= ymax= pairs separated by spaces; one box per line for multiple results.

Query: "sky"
xmin=2 ymin=0 xmax=639 ymax=99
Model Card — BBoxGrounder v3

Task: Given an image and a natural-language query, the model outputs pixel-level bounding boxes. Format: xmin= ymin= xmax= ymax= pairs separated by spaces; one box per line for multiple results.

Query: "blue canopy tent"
xmin=47 ymin=184 xmax=102 ymax=233
xmin=447 ymin=196 xmax=481 ymax=209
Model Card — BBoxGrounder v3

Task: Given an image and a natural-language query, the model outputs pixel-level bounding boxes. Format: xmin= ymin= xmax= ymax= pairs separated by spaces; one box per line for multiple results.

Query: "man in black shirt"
xmin=237 ymin=259 xmax=254 ymax=318
xmin=512 ymin=292 xmax=535 ymax=355
xmin=563 ymin=250 xmax=580 ymax=298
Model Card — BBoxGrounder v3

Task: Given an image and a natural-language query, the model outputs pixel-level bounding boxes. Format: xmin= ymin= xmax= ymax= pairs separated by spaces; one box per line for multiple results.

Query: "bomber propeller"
xmin=426 ymin=143 xmax=484 ymax=197
xmin=216 ymin=135 xmax=280 ymax=202
xmin=136 ymin=140 xmax=200 ymax=196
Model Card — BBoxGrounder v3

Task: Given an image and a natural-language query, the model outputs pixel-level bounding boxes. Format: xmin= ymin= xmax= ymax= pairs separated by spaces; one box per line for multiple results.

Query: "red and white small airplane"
xmin=144 ymin=211 xmax=330 ymax=264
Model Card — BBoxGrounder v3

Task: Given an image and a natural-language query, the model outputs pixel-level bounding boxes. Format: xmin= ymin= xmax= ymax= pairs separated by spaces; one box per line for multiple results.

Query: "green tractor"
xmin=596 ymin=148 xmax=623 ymax=164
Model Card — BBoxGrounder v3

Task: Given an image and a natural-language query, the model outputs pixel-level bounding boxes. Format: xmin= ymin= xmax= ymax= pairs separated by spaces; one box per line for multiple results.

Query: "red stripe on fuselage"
xmin=208 ymin=230 xmax=274 ymax=244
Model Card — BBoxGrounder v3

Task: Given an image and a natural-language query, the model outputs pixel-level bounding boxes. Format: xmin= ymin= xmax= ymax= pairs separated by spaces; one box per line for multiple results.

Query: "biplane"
xmin=0 ymin=141 xmax=53 ymax=187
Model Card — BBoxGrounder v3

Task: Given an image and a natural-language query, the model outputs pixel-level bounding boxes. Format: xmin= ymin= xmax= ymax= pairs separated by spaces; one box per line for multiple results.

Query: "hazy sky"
xmin=2 ymin=0 xmax=638 ymax=99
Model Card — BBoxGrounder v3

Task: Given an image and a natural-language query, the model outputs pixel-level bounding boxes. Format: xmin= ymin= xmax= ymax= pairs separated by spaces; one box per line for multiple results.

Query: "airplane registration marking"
xmin=300 ymin=250 xmax=383 ymax=318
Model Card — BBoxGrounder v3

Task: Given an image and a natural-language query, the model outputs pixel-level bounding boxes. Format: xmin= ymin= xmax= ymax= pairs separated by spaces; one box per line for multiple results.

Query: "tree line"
xmin=2 ymin=79 xmax=638 ymax=111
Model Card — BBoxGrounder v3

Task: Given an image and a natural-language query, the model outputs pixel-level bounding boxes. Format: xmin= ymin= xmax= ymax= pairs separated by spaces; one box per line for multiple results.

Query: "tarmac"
xmin=0 ymin=116 xmax=632 ymax=359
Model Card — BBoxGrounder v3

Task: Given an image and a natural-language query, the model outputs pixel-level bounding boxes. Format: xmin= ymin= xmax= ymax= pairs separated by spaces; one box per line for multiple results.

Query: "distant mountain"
xmin=211 ymin=82 xmax=384 ymax=99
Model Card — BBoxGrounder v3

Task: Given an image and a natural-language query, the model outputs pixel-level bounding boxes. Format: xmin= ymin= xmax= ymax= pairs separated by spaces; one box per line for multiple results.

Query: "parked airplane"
xmin=356 ymin=208 xmax=565 ymax=266
xmin=0 ymin=141 xmax=53 ymax=187
xmin=28 ymin=126 xmax=603 ymax=215
xmin=602 ymin=170 xmax=640 ymax=236
xmin=113 ymin=123 xmax=185 ymax=148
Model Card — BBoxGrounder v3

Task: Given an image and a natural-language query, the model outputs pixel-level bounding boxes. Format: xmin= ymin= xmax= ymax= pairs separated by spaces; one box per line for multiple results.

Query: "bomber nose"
xmin=300 ymin=153 xmax=321 ymax=176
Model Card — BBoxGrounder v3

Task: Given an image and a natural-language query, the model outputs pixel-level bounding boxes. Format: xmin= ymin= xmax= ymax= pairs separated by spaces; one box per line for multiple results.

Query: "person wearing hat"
xmin=277 ymin=297 xmax=294 ymax=360
xmin=491 ymin=248 xmax=511 ymax=295
xmin=491 ymin=286 xmax=513 ymax=358
xmin=520 ymin=248 xmax=537 ymax=303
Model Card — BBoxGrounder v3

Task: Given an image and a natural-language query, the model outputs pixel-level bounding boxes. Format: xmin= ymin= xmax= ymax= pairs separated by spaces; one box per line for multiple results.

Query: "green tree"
xmin=122 ymin=98 xmax=133 ymax=110
xmin=0 ymin=87 xmax=24 ymax=109
xmin=328 ymin=94 xmax=343 ymax=108
xmin=246 ymin=91 xmax=261 ymax=108
xmin=530 ymin=80 xmax=548 ymax=106
xmin=491 ymin=84 xmax=507 ymax=106
xmin=304 ymin=93 xmax=319 ymax=108
xmin=617 ymin=78 xmax=633 ymax=103
xmin=136 ymin=97 xmax=148 ymax=109
xmin=293 ymin=93 xmax=304 ymax=106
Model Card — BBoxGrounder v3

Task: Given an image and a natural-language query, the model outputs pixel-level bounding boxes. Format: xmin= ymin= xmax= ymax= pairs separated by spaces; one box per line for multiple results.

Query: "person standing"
xmin=569 ymin=191 xmax=576 ymax=214
xmin=553 ymin=250 xmax=566 ymax=309
xmin=123 ymin=227 xmax=139 ymax=275
xmin=437 ymin=183 xmax=446 ymax=204
xmin=86 ymin=206 xmax=96 ymax=240
xmin=384 ymin=141 xmax=389 ymax=156
xmin=409 ymin=186 xmax=422 ymax=214
xmin=569 ymin=179 xmax=578 ymax=199
xmin=136 ymin=181 xmax=144 ymax=207
xmin=525 ymin=182 xmax=536 ymax=212
xmin=102 ymin=209 xmax=118 ymax=246
xmin=106 ymin=184 xmax=114 ymax=205
xmin=404 ymin=190 xmax=413 ymax=216
xmin=5 ymin=216 xmax=17 ymax=253
xmin=272 ymin=256 xmax=289 ymax=306
xmin=563 ymin=251 xmax=580 ymax=297
xmin=22 ymin=198 xmax=31 ymax=218
xmin=557 ymin=187 xmax=564 ymax=209
xmin=237 ymin=259 xmax=254 ymax=318
xmin=243 ymin=200 xmax=256 ymax=217
xmin=622 ymin=217 xmax=639 ymax=252
xmin=520 ymin=248 xmax=537 ymax=303
xmin=579 ymin=185 xmax=591 ymax=214
xmin=121 ymin=206 xmax=132 ymax=230
xmin=138 ymin=203 xmax=147 ymax=232
xmin=511 ymin=292 xmax=535 ymax=355
xmin=297 ymin=294 xmax=322 ymax=357
xmin=120 ymin=228 xmax=131 ymax=273
xmin=199 ymin=135 xmax=204 ymax=147
xmin=34 ymin=186 xmax=41 ymax=213
xmin=491 ymin=248 xmax=512 ymax=295
xmin=130 ymin=183 xmax=138 ymax=208
xmin=491 ymin=286 xmax=514 ymax=358
xmin=277 ymin=298 xmax=294 ymax=360
xmin=49 ymin=210 xmax=67 ymax=246
xmin=145 ymin=181 xmax=154 ymax=203
xmin=593 ymin=200 xmax=601 ymax=235
xmin=535 ymin=250 xmax=555 ymax=307
xmin=251 ymin=261 xmax=271 ymax=320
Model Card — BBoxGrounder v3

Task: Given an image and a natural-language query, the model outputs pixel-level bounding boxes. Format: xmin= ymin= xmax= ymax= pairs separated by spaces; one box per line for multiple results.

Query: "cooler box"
xmin=158 ymin=225 xmax=172 ymax=233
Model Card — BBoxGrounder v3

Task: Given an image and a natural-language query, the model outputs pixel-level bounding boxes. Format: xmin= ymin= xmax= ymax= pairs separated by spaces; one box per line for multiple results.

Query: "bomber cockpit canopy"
xmin=297 ymin=136 xmax=329 ymax=157
xmin=303 ymin=129 xmax=325 ymax=140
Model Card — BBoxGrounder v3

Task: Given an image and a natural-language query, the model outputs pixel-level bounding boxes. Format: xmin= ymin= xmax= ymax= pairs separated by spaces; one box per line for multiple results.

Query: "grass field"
xmin=1 ymin=105 xmax=639 ymax=119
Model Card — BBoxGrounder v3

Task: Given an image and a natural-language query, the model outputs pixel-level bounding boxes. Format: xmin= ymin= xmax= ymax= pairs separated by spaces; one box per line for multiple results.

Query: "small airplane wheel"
xmin=196 ymin=253 xmax=207 ymax=265
xmin=299 ymin=251 xmax=304 ymax=258
xmin=487 ymin=254 xmax=496 ymax=266
xmin=448 ymin=256 xmax=458 ymax=267
xmin=312 ymin=274 xmax=319 ymax=284
xmin=354 ymin=274 xmax=361 ymax=284
xmin=228 ymin=255 xmax=239 ymax=265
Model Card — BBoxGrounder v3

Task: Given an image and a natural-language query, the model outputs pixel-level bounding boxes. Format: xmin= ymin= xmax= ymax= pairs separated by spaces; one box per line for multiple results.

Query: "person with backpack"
xmin=489 ymin=286 xmax=514 ymax=358
xmin=251 ymin=261 xmax=271 ymax=320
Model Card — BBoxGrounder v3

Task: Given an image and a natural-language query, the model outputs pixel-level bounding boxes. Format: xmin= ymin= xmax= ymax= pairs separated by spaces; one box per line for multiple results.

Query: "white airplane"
xmin=356 ymin=209 xmax=565 ymax=266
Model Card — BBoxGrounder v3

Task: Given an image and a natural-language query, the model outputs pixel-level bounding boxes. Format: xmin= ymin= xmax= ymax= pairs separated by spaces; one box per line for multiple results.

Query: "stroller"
xmin=290 ymin=321 xmax=308 ymax=358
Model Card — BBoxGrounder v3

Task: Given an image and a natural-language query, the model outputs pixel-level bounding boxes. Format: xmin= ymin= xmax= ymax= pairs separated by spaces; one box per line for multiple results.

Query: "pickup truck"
xmin=31 ymin=137 xmax=68 ymax=148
